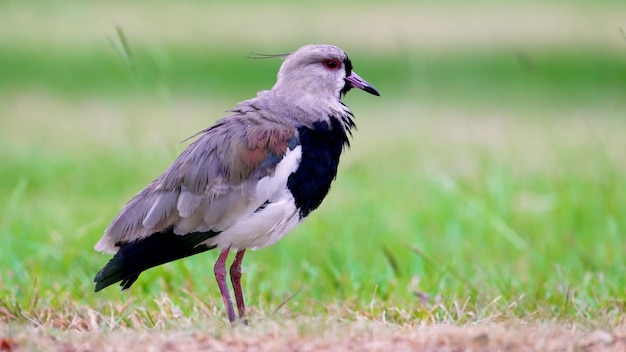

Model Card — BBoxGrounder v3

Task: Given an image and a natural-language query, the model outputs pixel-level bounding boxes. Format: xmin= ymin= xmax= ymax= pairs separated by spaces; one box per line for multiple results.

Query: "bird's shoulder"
xmin=169 ymin=106 xmax=299 ymax=187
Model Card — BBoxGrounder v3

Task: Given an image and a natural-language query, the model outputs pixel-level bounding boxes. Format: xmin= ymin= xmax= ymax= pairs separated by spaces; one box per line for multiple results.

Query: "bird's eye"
xmin=323 ymin=59 xmax=341 ymax=70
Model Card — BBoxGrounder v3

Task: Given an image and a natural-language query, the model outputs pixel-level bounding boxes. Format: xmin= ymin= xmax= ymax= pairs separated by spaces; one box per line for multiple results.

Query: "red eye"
xmin=323 ymin=59 xmax=341 ymax=70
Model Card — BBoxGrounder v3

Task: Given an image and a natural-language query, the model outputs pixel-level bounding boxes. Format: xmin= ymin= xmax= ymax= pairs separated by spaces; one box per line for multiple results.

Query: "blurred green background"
xmin=1 ymin=0 xmax=625 ymax=324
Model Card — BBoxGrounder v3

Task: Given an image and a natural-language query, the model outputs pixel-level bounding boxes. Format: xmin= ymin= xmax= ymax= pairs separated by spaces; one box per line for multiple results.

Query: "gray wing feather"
xmin=105 ymin=189 xmax=155 ymax=238
xmin=142 ymin=191 xmax=180 ymax=230
xmin=94 ymin=105 xmax=297 ymax=254
xmin=176 ymin=190 xmax=205 ymax=218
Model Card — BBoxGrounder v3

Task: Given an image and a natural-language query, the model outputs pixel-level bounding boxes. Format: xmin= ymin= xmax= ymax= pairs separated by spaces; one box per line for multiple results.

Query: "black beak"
xmin=344 ymin=71 xmax=380 ymax=96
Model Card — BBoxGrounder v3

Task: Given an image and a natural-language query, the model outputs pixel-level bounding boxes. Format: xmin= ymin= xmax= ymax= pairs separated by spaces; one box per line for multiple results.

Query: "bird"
xmin=93 ymin=44 xmax=379 ymax=324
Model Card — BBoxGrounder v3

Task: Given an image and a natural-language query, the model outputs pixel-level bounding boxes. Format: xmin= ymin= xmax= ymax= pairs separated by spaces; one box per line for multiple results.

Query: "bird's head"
xmin=272 ymin=44 xmax=380 ymax=104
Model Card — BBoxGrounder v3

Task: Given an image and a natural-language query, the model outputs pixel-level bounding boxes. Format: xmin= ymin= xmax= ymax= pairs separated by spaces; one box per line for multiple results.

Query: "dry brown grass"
xmin=2 ymin=282 xmax=625 ymax=351
xmin=2 ymin=318 xmax=626 ymax=352
xmin=2 ymin=287 xmax=626 ymax=351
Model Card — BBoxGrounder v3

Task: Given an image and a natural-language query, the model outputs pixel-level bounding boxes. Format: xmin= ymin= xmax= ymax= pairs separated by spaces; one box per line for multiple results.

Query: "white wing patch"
xmin=204 ymin=145 xmax=302 ymax=250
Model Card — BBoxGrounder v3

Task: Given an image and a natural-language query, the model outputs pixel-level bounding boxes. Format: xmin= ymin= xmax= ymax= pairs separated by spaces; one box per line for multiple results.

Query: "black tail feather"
xmin=94 ymin=229 xmax=219 ymax=292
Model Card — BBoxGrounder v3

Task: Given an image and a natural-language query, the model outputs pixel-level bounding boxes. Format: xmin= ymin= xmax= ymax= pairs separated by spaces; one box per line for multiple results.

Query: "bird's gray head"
xmin=271 ymin=44 xmax=379 ymax=108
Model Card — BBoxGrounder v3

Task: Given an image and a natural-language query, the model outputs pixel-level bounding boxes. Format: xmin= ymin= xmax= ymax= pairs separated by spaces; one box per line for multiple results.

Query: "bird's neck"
xmin=266 ymin=88 xmax=355 ymax=134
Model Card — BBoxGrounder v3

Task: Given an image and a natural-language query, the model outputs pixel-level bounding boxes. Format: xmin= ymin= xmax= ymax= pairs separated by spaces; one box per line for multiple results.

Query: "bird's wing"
xmin=94 ymin=110 xmax=299 ymax=253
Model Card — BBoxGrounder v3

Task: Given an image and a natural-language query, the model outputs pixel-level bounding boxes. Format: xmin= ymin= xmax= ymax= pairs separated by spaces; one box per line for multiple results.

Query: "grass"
xmin=1 ymin=1 xmax=626 ymax=350
xmin=2 ymin=100 xmax=625 ymax=331
xmin=1 ymin=46 xmax=625 ymax=109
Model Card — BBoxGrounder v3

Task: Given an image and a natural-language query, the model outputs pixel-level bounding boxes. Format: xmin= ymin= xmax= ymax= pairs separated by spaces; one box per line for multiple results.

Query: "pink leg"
xmin=229 ymin=249 xmax=248 ymax=325
xmin=214 ymin=245 xmax=236 ymax=322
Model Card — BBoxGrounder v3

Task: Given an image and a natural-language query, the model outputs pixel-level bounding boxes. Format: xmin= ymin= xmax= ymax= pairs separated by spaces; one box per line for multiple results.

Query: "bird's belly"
xmin=203 ymin=193 xmax=301 ymax=251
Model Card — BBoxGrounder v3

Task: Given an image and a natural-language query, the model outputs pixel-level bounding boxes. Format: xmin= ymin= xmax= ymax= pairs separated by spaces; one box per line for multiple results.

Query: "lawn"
xmin=1 ymin=1 xmax=626 ymax=351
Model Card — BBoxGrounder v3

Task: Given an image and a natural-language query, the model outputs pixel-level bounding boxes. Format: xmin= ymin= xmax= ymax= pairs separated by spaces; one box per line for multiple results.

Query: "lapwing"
xmin=94 ymin=44 xmax=380 ymax=323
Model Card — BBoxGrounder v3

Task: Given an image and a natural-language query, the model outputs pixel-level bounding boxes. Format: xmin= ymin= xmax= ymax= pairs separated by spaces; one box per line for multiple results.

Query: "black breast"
xmin=288 ymin=117 xmax=351 ymax=218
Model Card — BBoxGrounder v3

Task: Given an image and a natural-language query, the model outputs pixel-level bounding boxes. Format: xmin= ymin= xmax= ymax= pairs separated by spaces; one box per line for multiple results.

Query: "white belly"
xmin=204 ymin=190 xmax=301 ymax=250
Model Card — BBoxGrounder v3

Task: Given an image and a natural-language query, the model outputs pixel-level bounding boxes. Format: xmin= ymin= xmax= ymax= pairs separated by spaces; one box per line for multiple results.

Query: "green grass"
xmin=1 ymin=45 xmax=625 ymax=108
